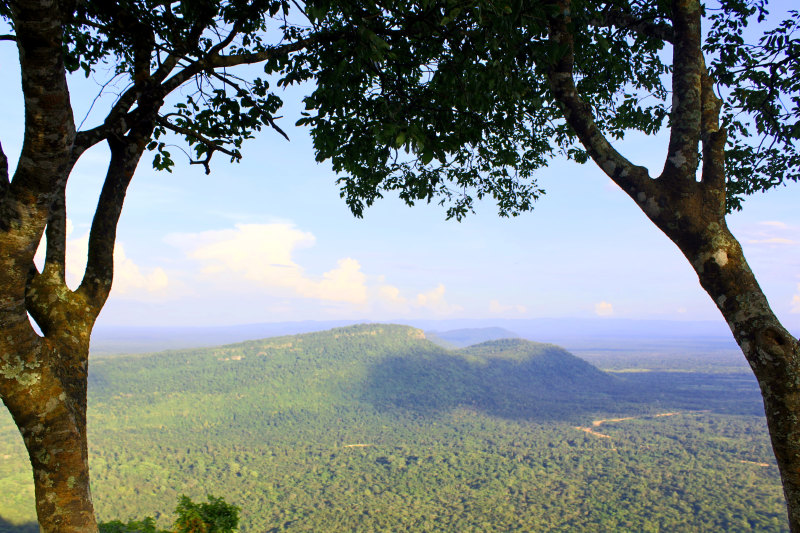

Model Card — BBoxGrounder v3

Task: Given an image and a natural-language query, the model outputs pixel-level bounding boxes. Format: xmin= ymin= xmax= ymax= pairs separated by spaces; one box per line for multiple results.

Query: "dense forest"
xmin=0 ymin=324 xmax=786 ymax=531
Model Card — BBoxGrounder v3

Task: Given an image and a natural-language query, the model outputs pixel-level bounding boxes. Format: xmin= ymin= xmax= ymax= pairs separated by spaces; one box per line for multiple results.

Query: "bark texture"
xmin=547 ymin=0 xmax=800 ymax=529
xmin=2 ymin=2 xmax=103 ymax=531
xmin=1 ymin=2 xmax=309 ymax=529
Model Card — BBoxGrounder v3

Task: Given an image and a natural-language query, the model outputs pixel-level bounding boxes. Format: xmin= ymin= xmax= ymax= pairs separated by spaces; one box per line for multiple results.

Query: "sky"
xmin=0 ymin=8 xmax=798 ymax=334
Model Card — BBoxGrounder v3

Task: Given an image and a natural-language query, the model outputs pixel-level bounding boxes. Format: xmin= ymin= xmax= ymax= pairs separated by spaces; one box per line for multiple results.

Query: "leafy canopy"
xmin=299 ymin=0 xmax=798 ymax=217
xmin=2 ymin=0 xmax=795 ymax=215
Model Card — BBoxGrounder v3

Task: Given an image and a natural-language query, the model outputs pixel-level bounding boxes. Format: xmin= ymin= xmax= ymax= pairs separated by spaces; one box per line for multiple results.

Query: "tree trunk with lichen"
xmin=0 ymin=191 xmax=101 ymax=533
xmin=3 ymin=0 xmax=285 ymax=529
xmin=1 ymin=1 xmax=102 ymax=531
xmin=630 ymin=178 xmax=800 ymax=532
xmin=0 ymin=329 xmax=98 ymax=533
xmin=547 ymin=0 xmax=800 ymax=529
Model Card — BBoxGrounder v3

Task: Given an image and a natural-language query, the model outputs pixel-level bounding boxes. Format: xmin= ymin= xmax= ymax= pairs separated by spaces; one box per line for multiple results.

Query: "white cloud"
xmin=174 ymin=223 xmax=367 ymax=305
xmin=746 ymin=237 xmax=797 ymax=245
xmin=792 ymin=284 xmax=800 ymax=314
xmin=377 ymin=284 xmax=410 ymax=313
xmin=298 ymin=257 xmax=367 ymax=304
xmin=66 ymin=233 xmax=170 ymax=299
xmin=742 ymin=221 xmax=798 ymax=246
xmin=415 ymin=284 xmax=462 ymax=315
xmin=112 ymin=244 xmax=169 ymax=296
xmin=488 ymin=299 xmax=527 ymax=315
xmin=594 ymin=301 xmax=614 ymax=317
xmin=34 ymin=219 xmax=169 ymax=300
xmin=760 ymin=221 xmax=789 ymax=229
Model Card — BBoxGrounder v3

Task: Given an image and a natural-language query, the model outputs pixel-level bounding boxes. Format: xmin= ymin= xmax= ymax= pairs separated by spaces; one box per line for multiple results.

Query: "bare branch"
xmin=546 ymin=0 xmax=654 ymax=197
xmin=73 ymin=48 xmax=180 ymax=152
xmin=77 ymin=131 xmax=149 ymax=308
xmin=206 ymin=21 xmax=241 ymax=57
xmin=0 ymin=34 xmax=16 ymax=42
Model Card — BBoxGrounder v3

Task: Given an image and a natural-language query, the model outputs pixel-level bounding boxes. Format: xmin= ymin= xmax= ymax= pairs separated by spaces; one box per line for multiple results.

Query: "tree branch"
xmin=0 ymin=34 xmax=16 ymax=42
xmin=43 ymin=185 xmax=67 ymax=282
xmin=24 ymin=187 xmax=71 ymax=337
xmin=700 ymin=67 xmax=726 ymax=197
xmin=76 ymin=132 xmax=148 ymax=308
xmin=157 ymin=116 xmax=241 ymax=173
xmin=159 ymin=32 xmax=328 ymax=96
xmin=73 ymin=46 xmax=180 ymax=153
xmin=588 ymin=8 xmax=673 ymax=43
xmin=661 ymin=0 xmax=703 ymax=181
xmin=205 ymin=21 xmax=241 ymax=57
xmin=546 ymin=0 xmax=654 ymax=197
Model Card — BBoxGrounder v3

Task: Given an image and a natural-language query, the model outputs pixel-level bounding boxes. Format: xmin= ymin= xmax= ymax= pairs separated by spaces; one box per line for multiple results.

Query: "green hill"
xmin=0 ymin=324 xmax=787 ymax=532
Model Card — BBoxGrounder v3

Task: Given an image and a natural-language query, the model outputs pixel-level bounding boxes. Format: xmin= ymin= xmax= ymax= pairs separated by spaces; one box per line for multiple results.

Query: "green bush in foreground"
xmin=99 ymin=495 xmax=239 ymax=533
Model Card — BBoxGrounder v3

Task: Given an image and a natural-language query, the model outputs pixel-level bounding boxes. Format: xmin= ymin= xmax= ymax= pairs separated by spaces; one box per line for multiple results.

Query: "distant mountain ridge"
xmin=89 ymin=317 xmax=743 ymax=355
xmin=425 ymin=327 xmax=520 ymax=348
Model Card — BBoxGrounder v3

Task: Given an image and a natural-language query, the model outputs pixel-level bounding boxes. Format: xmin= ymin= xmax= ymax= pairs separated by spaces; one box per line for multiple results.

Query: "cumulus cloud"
xmin=111 ymin=244 xmax=169 ymax=296
xmin=415 ymin=284 xmax=462 ymax=315
xmin=792 ymin=284 xmax=800 ymax=314
xmin=594 ymin=301 xmax=614 ymax=317
xmin=377 ymin=284 xmax=410 ymax=313
xmin=174 ymin=223 xmax=368 ymax=305
xmin=34 ymin=219 xmax=169 ymax=299
xmin=488 ymin=299 xmax=527 ymax=315
xmin=66 ymin=233 xmax=169 ymax=298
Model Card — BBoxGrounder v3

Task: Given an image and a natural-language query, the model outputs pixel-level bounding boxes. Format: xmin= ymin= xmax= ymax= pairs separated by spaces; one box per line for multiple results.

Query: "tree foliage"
xmin=300 ymin=0 xmax=797 ymax=216
xmin=97 ymin=495 xmax=239 ymax=533
xmin=705 ymin=2 xmax=800 ymax=208
xmin=1 ymin=0 xmax=799 ymax=530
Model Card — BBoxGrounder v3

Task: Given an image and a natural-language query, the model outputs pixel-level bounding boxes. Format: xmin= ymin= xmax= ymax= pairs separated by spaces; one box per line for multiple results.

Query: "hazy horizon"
xmin=88 ymin=316 xmax=750 ymax=355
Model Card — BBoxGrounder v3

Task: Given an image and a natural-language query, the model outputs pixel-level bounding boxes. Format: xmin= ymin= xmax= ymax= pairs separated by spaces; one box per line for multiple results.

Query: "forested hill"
xmin=0 ymin=324 xmax=785 ymax=531
xmin=87 ymin=324 xmax=618 ymax=420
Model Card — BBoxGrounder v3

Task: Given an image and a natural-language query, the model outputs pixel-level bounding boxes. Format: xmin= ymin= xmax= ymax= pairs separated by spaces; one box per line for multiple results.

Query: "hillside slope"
xmin=0 ymin=324 xmax=784 ymax=532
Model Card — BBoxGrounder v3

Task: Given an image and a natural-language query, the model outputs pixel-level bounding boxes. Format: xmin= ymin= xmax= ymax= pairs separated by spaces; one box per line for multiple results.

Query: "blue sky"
xmin=1 ymin=9 xmax=798 ymax=332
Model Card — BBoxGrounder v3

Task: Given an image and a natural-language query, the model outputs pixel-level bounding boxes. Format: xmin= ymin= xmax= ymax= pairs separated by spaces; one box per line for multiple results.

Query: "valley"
xmin=0 ymin=324 xmax=786 ymax=532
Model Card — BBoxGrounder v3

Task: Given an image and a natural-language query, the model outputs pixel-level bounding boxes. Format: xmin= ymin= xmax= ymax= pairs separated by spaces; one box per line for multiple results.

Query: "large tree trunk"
xmin=697 ymin=229 xmax=800 ymax=530
xmin=0 ymin=211 xmax=100 ymax=532
xmin=647 ymin=189 xmax=800 ymax=531
xmin=1 ymin=339 xmax=98 ymax=533
xmin=0 ymin=244 xmax=99 ymax=532
xmin=1 ymin=2 xmax=101 ymax=531
xmin=545 ymin=0 xmax=800 ymax=528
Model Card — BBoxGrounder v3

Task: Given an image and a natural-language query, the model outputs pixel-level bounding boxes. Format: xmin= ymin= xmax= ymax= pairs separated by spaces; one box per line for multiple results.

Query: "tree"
xmin=0 ymin=1 xmax=339 ymax=531
xmin=97 ymin=494 xmax=238 ymax=533
xmin=1 ymin=0 xmax=798 ymax=531
xmin=300 ymin=0 xmax=800 ymax=529
xmin=0 ymin=2 xmax=475 ymax=530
